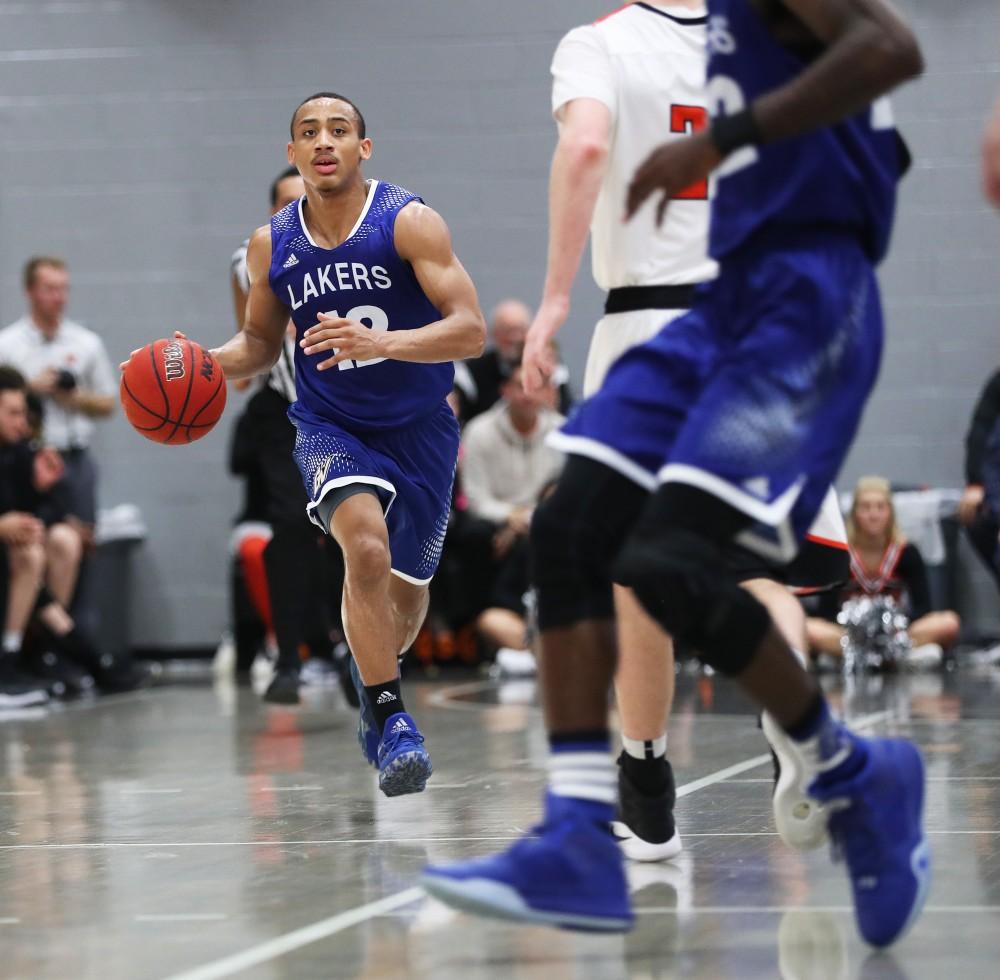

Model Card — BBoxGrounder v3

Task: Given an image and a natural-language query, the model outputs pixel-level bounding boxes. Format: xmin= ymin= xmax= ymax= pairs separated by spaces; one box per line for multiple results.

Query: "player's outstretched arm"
xmin=627 ymin=0 xmax=923 ymax=223
xmin=211 ymin=226 xmax=290 ymax=380
xmin=301 ymin=203 xmax=485 ymax=369
xmin=524 ymin=98 xmax=611 ymax=393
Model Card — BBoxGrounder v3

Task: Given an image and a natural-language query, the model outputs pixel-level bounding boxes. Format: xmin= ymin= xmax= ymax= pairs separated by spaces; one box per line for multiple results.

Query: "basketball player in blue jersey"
xmin=210 ymin=93 xmax=486 ymax=797
xmin=425 ymin=0 xmax=930 ymax=948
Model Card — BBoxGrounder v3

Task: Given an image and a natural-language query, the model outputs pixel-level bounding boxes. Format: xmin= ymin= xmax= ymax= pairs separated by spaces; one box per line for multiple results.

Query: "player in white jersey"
xmin=523 ymin=1 xmax=849 ymax=859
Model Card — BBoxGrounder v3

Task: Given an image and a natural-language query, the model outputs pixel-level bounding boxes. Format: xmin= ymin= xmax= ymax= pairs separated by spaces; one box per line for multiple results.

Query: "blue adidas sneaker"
xmin=422 ymin=792 xmax=633 ymax=931
xmin=378 ymin=712 xmax=433 ymax=797
xmin=348 ymin=657 xmax=379 ymax=767
xmin=811 ymin=735 xmax=931 ymax=948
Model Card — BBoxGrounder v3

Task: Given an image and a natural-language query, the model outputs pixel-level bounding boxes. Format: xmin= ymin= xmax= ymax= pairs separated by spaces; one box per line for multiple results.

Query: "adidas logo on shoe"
xmin=376 ymin=691 xmax=397 ymax=705
xmin=391 ymin=717 xmax=411 ymax=733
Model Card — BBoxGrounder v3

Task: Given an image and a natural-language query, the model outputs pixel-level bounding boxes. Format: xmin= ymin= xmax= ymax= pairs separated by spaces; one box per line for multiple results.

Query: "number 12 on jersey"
xmin=670 ymin=104 xmax=709 ymax=200
xmin=327 ymin=305 xmax=389 ymax=371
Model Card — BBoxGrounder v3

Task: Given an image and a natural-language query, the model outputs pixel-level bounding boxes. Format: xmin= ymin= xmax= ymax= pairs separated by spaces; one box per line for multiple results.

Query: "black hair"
xmin=270 ymin=166 xmax=301 ymax=207
xmin=290 ymin=92 xmax=366 ymax=140
xmin=0 ymin=365 xmax=26 ymax=393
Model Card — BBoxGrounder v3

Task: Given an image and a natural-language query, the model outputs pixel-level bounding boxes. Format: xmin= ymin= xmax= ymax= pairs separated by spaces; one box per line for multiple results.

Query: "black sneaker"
xmin=612 ymin=753 xmax=682 ymax=862
xmin=0 ymin=654 xmax=50 ymax=709
xmin=91 ymin=654 xmax=151 ymax=694
xmin=263 ymin=667 xmax=300 ymax=705
xmin=26 ymin=649 xmax=96 ymax=699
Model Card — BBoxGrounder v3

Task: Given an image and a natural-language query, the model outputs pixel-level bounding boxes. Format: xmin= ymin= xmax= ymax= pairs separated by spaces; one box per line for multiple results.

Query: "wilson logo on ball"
xmin=162 ymin=341 xmax=186 ymax=382
xmin=121 ymin=337 xmax=226 ymax=445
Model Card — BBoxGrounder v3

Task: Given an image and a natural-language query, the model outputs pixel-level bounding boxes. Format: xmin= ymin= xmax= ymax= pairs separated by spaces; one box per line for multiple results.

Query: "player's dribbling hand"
xmin=522 ymin=301 xmax=565 ymax=395
xmin=302 ymin=314 xmax=386 ymax=370
xmin=626 ymin=133 xmax=722 ymax=227
xmin=119 ymin=331 xmax=188 ymax=371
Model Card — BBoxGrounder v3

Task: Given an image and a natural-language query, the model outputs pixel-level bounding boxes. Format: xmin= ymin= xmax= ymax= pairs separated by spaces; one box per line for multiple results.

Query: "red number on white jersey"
xmin=670 ymin=104 xmax=709 ymax=200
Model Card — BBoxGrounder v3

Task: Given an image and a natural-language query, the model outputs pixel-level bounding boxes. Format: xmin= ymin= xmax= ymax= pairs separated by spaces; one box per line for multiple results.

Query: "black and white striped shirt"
xmin=231 ymin=239 xmax=297 ymax=404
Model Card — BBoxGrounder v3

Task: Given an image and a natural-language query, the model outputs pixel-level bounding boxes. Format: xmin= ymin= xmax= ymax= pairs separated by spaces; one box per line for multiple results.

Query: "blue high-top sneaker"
xmin=422 ymin=791 xmax=633 ymax=931
xmin=378 ymin=712 xmax=433 ymax=797
xmin=348 ymin=657 xmax=378 ymax=767
xmin=810 ymin=730 xmax=930 ymax=948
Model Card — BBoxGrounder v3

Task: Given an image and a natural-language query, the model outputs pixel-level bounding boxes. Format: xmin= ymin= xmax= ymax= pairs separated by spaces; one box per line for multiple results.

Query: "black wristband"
xmin=709 ymin=108 xmax=762 ymax=156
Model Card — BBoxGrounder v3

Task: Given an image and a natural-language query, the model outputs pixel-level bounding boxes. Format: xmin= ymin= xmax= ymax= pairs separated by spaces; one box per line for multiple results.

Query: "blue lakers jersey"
xmin=706 ymin=0 xmax=905 ymax=263
xmin=269 ymin=180 xmax=453 ymax=431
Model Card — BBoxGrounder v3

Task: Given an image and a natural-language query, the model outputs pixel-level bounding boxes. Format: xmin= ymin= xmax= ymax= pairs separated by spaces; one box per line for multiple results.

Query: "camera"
xmin=55 ymin=368 xmax=77 ymax=391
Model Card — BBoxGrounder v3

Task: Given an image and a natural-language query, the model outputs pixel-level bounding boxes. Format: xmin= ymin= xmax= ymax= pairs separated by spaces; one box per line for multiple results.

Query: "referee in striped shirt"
xmin=229 ymin=167 xmax=339 ymax=704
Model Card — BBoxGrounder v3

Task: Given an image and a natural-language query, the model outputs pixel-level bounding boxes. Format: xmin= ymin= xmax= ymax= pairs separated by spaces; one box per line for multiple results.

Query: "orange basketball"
xmin=120 ymin=338 xmax=227 ymax=445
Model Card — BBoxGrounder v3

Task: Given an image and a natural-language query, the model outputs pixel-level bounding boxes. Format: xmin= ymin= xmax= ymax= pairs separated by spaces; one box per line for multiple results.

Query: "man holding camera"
xmin=0 ymin=257 xmax=116 ymax=531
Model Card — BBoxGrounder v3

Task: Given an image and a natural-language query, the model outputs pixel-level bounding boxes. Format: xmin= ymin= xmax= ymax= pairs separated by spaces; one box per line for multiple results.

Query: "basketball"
xmin=120 ymin=337 xmax=227 ymax=445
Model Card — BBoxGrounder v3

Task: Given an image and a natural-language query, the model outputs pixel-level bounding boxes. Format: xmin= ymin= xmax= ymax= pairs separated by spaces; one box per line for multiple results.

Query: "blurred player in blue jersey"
xmin=211 ymin=93 xmax=486 ymax=797
xmin=424 ymin=0 xmax=930 ymax=948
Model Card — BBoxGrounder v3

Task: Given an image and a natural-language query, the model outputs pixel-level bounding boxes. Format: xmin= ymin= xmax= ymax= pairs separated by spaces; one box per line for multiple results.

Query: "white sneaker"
xmin=300 ymin=657 xmax=339 ymax=687
xmin=494 ymin=647 xmax=536 ymax=677
xmin=906 ymin=643 xmax=943 ymax=670
xmin=761 ymin=711 xmax=829 ymax=851
xmin=212 ymin=632 xmax=235 ymax=677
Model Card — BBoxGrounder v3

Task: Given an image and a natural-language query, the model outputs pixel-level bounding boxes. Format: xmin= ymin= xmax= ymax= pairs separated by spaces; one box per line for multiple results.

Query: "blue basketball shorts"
xmin=552 ymin=229 xmax=884 ymax=563
xmin=291 ymin=400 xmax=460 ymax=584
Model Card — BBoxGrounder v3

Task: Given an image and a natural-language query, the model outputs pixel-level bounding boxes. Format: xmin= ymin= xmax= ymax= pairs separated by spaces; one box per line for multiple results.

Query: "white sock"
xmin=622 ymin=732 xmax=668 ymax=761
xmin=2 ymin=631 xmax=22 ymax=655
xmin=548 ymin=749 xmax=616 ymax=805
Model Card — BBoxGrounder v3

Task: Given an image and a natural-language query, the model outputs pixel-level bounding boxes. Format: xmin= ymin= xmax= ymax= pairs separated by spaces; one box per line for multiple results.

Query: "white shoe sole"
xmin=761 ymin=711 xmax=829 ymax=851
xmin=421 ymin=874 xmax=632 ymax=932
xmin=612 ymin=822 xmax=683 ymax=863
xmin=0 ymin=689 xmax=49 ymax=709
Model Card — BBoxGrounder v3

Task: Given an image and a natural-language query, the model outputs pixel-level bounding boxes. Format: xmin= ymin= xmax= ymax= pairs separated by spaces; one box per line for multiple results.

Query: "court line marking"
xmin=426 ymin=680 xmax=496 ymax=712
xmin=0 ymin=836 xmax=526 ymax=851
xmin=136 ymin=914 xmax=228 ymax=923
xmin=5 ymin=827 xmax=998 ymax=851
xmin=120 ymin=788 xmax=183 ymax=795
xmin=726 ymin=776 xmax=1000 ymax=783
xmin=261 ymin=786 xmax=323 ymax=792
xmin=0 ymin=917 xmax=19 ymax=925
xmin=161 ymin=707 xmax=894 ymax=979
xmin=163 ymin=888 xmax=423 ymax=980
xmin=634 ymin=905 xmax=1000 ymax=915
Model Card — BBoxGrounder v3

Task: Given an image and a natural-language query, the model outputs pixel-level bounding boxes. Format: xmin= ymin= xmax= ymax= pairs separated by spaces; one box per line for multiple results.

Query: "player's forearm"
xmin=748 ymin=9 xmax=922 ymax=146
xmin=211 ymin=330 xmax=282 ymax=380
xmin=71 ymin=391 xmax=114 ymax=418
xmin=541 ymin=134 xmax=608 ymax=307
xmin=379 ymin=310 xmax=485 ymax=363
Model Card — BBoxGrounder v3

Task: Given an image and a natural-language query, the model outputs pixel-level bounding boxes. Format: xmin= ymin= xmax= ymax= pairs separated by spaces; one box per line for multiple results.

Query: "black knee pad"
xmin=614 ymin=525 xmax=772 ymax=676
xmin=531 ymin=457 xmax=645 ymax=631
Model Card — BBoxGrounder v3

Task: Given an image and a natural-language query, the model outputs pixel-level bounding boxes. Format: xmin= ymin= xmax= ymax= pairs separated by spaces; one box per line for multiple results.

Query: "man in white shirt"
xmin=462 ymin=365 xmax=565 ymax=533
xmin=0 ymin=257 xmax=115 ymax=528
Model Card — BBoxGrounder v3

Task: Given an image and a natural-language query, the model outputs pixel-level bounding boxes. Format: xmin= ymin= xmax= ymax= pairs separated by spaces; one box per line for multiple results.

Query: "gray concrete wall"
xmin=0 ymin=1 xmax=997 ymax=646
